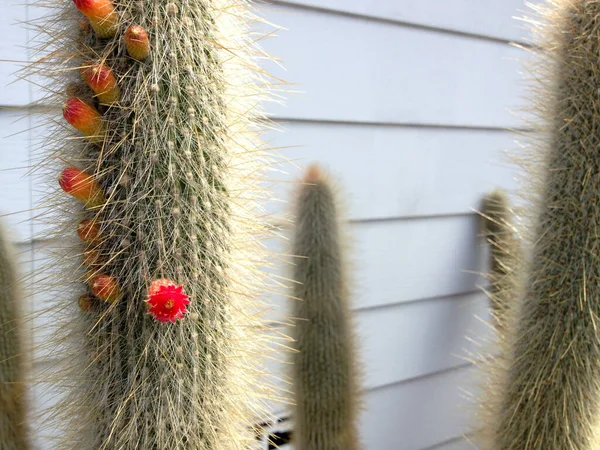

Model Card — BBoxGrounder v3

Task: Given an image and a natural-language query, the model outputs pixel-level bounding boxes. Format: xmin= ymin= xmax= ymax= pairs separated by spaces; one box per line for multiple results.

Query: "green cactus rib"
xmin=0 ymin=220 xmax=29 ymax=450
xmin=480 ymin=189 xmax=521 ymax=331
xmin=290 ymin=164 xmax=361 ymax=450
xmin=30 ymin=0 xmax=278 ymax=448
xmin=491 ymin=1 xmax=600 ymax=448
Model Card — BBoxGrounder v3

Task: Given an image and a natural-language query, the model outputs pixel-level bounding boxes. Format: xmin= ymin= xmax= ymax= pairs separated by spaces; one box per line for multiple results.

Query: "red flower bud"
xmin=72 ymin=0 xmax=118 ymax=38
xmin=77 ymin=219 xmax=100 ymax=242
xmin=83 ymin=249 xmax=100 ymax=266
xmin=145 ymin=279 xmax=190 ymax=323
xmin=125 ymin=25 xmax=150 ymax=61
xmin=59 ymin=167 xmax=106 ymax=208
xmin=90 ymin=274 xmax=122 ymax=303
xmin=63 ymin=98 xmax=104 ymax=139
xmin=81 ymin=64 xmax=120 ymax=105
xmin=78 ymin=295 xmax=94 ymax=311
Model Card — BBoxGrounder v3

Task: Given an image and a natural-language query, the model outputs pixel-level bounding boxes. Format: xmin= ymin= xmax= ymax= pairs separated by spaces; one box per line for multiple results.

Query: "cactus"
xmin=480 ymin=189 xmax=521 ymax=331
xmin=482 ymin=1 xmax=600 ymax=449
xmin=290 ymin=164 xmax=361 ymax=450
xmin=30 ymin=0 xmax=279 ymax=448
xmin=0 ymin=220 xmax=30 ymax=449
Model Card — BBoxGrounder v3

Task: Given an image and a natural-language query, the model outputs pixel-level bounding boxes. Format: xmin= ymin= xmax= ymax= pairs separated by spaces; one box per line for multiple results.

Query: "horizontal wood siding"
xmin=0 ymin=0 xmax=533 ymax=448
xmin=270 ymin=0 xmax=540 ymax=42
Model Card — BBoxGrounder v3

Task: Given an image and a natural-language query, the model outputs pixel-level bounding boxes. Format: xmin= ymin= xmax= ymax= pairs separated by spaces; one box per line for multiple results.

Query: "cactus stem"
xmin=291 ymin=163 xmax=361 ymax=450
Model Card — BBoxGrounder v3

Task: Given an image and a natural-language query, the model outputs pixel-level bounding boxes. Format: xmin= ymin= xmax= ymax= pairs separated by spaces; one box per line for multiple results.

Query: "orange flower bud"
xmin=85 ymin=269 xmax=101 ymax=283
xmin=63 ymin=98 xmax=104 ymax=139
xmin=90 ymin=274 xmax=122 ymax=303
xmin=73 ymin=0 xmax=118 ymax=39
xmin=81 ymin=64 xmax=120 ymax=105
xmin=77 ymin=219 xmax=100 ymax=242
xmin=83 ymin=249 xmax=100 ymax=266
xmin=78 ymin=18 xmax=91 ymax=34
xmin=78 ymin=295 xmax=94 ymax=311
xmin=59 ymin=167 xmax=106 ymax=207
xmin=125 ymin=25 xmax=150 ymax=61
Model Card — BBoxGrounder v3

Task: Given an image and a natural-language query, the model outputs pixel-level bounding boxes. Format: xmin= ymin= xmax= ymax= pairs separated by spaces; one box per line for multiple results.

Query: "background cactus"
xmin=480 ymin=189 xmax=521 ymax=331
xmin=290 ymin=164 xmax=361 ymax=450
xmin=480 ymin=1 xmax=600 ymax=448
xmin=29 ymin=0 xmax=280 ymax=448
xmin=0 ymin=220 xmax=29 ymax=449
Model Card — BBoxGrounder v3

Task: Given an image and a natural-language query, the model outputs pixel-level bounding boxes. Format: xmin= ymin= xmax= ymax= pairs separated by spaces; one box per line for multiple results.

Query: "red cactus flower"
xmin=63 ymin=98 xmax=104 ymax=139
xmin=90 ymin=274 xmax=121 ymax=303
xmin=81 ymin=64 xmax=120 ymax=104
xmin=125 ymin=25 xmax=150 ymax=61
xmin=59 ymin=167 xmax=106 ymax=207
xmin=146 ymin=279 xmax=190 ymax=323
xmin=77 ymin=219 xmax=100 ymax=242
xmin=72 ymin=0 xmax=118 ymax=38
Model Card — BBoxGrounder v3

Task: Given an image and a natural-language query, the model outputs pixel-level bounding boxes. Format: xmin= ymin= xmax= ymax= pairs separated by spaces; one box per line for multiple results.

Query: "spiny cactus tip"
xmin=303 ymin=163 xmax=322 ymax=183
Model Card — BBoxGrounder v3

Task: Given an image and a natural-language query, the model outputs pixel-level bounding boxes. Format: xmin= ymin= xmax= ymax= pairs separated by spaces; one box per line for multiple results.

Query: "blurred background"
xmin=0 ymin=1 xmax=536 ymax=449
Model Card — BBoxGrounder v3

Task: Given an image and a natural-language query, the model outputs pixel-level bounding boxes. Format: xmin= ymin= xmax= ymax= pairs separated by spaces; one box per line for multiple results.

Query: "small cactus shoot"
xmin=480 ymin=189 xmax=521 ymax=331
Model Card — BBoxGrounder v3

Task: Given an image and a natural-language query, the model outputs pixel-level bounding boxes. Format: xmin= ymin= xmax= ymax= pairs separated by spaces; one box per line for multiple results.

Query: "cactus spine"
xmin=31 ymin=0 xmax=277 ymax=448
xmin=290 ymin=164 xmax=361 ymax=450
xmin=480 ymin=189 xmax=521 ymax=331
xmin=484 ymin=1 xmax=600 ymax=449
xmin=0 ymin=220 xmax=29 ymax=449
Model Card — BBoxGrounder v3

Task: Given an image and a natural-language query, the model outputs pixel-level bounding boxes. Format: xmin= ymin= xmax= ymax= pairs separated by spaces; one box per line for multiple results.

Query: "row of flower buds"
xmin=79 ymin=273 xmax=191 ymax=324
xmin=64 ymin=1 xmax=151 ymax=135
xmin=76 ymin=217 xmax=122 ymax=307
xmin=73 ymin=0 xmax=150 ymax=59
xmin=66 ymin=0 xmax=190 ymax=323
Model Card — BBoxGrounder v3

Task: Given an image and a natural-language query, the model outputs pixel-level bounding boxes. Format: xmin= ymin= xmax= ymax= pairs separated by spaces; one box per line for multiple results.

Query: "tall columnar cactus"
xmin=0 ymin=221 xmax=29 ymax=449
xmin=30 ymin=0 xmax=278 ymax=448
xmin=483 ymin=1 xmax=600 ymax=449
xmin=290 ymin=164 xmax=361 ymax=450
xmin=480 ymin=189 xmax=521 ymax=331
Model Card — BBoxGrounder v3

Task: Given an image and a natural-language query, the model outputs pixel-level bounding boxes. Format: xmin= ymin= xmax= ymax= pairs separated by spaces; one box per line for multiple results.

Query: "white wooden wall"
xmin=0 ymin=1 xmax=537 ymax=448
